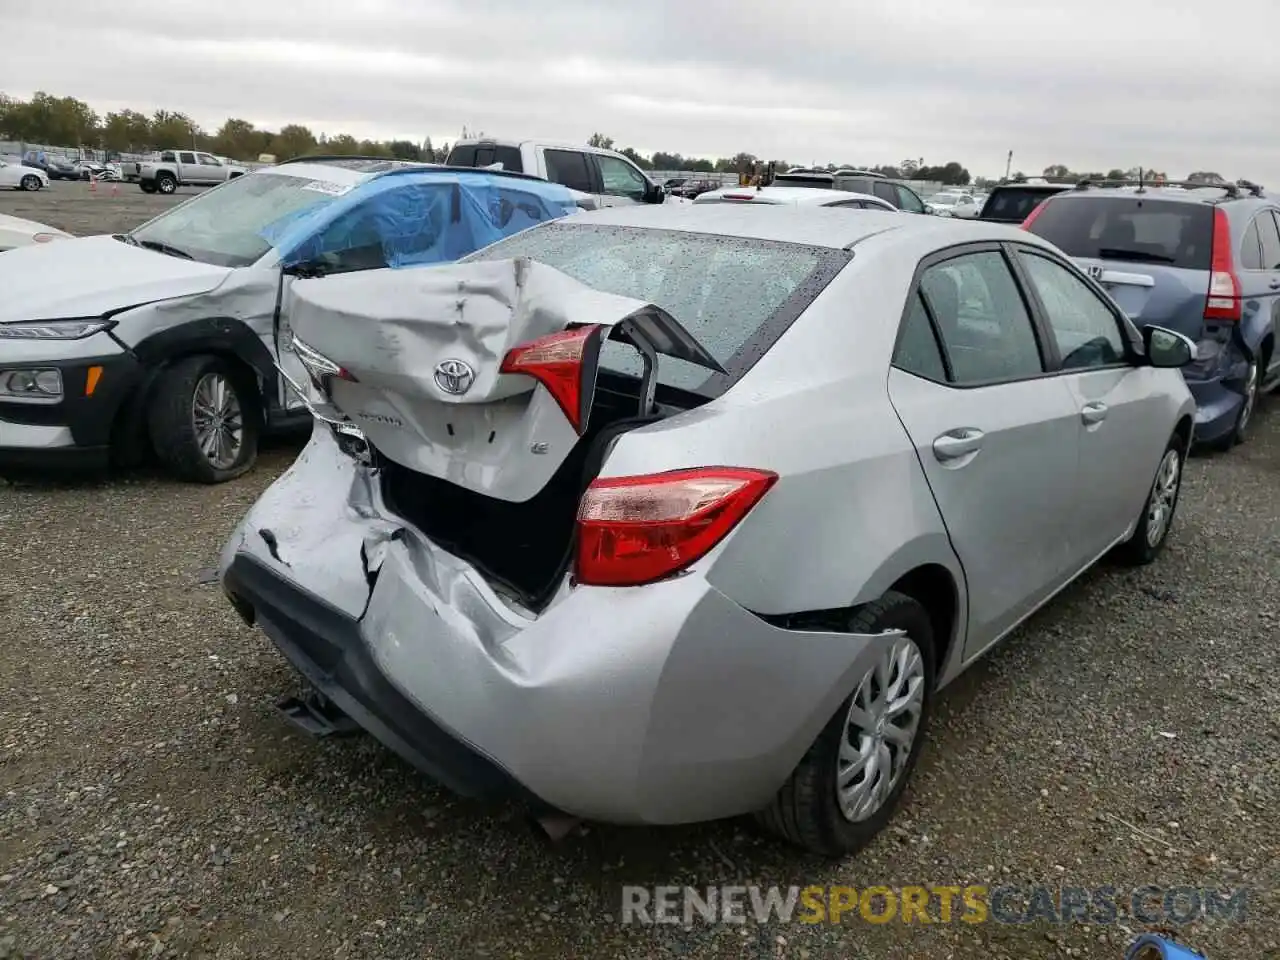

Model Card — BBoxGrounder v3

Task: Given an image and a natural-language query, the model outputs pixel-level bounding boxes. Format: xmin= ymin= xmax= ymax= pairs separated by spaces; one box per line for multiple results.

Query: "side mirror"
xmin=1143 ymin=325 xmax=1196 ymax=368
xmin=644 ymin=182 xmax=665 ymax=204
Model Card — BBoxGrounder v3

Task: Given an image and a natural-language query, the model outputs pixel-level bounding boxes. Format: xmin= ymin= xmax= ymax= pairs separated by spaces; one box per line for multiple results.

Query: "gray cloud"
xmin=2 ymin=0 xmax=1276 ymax=181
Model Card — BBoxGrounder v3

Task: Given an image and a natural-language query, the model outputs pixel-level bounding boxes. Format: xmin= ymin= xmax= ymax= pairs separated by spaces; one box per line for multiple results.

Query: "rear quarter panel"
xmin=596 ymin=243 xmax=965 ymax=620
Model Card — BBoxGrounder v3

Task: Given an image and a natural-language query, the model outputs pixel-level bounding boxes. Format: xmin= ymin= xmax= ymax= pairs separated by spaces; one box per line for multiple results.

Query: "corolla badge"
xmin=433 ymin=358 xmax=476 ymax=396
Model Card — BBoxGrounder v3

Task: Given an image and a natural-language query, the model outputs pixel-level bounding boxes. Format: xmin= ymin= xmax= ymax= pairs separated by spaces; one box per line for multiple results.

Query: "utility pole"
xmin=1005 ymin=151 xmax=1013 ymax=180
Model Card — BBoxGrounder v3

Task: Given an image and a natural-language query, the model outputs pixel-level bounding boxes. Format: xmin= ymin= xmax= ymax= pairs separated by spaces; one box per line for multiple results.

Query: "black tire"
xmin=155 ymin=173 xmax=177 ymax=195
xmin=140 ymin=180 xmax=157 ymax=194
xmin=20 ymin=175 xmax=41 ymax=191
xmin=756 ymin=591 xmax=936 ymax=858
xmin=1112 ymin=432 xmax=1186 ymax=566
xmin=146 ymin=355 xmax=260 ymax=484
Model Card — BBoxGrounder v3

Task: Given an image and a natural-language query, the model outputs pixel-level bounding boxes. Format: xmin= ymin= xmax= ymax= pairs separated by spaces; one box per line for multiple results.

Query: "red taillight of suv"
xmin=574 ymin=467 xmax=778 ymax=587
xmin=1020 ymin=198 xmax=1051 ymax=229
xmin=1204 ymin=207 xmax=1241 ymax=323
xmin=500 ymin=324 xmax=604 ymax=434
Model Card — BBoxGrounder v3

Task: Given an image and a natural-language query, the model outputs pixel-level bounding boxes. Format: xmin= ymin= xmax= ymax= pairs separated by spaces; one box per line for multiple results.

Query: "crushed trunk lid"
xmin=286 ymin=257 xmax=722 ymax=502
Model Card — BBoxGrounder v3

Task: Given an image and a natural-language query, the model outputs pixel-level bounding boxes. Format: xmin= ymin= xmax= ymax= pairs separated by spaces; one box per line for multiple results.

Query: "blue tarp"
xmin=262 ymin=169 xmax=580 ymax=270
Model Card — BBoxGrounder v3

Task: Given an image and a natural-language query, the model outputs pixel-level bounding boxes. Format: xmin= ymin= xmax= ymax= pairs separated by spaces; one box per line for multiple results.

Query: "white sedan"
xmin=927 ymin=192 xmax=979 ymax=218
xmin=694 ymin=184 xmax=898 ymax=211
xmin=0 ymin=157 xmax=49 ymax=191
xmin=0 ymin=213 xmax=70 ymax=251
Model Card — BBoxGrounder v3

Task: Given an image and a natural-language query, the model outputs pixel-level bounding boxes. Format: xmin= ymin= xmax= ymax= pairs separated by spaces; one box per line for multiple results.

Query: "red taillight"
xmin=1204 ymin=207 xmax=1241 ymax=322
xmin=1020 ymin=198 xmax=1051 ymax=229
xmin=500 ymin=324 xmax=603 ymax=434
xmin=574 ymin=467 xmax=778 ymax=587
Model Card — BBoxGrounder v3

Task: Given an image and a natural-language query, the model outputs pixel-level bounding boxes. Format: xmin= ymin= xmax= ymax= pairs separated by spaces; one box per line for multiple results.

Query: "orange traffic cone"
xmin=110 ymin=181 xmax=119 ymax=196
xmin=88 ymin=175 xmax=97 ymax=194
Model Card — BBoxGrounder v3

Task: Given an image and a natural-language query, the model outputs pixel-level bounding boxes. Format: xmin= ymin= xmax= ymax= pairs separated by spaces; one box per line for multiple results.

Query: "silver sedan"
xmin=220 ymin=204 xmax=1197 ymax=857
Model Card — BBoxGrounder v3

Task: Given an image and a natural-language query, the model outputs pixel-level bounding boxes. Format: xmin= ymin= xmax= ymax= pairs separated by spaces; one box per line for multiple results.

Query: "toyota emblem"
xmin=433 ymin=358 xmax=476 ymax=395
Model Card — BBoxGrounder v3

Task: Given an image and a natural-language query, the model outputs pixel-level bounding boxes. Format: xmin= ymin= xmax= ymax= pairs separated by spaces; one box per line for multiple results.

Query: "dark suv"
xmin=1023 ymin=180 xmax=1279 ymax=449
xmin=977 ymin=181 xmax=1072 ymax=223
xmin=771 ymin=168 xmax=929 ymax=214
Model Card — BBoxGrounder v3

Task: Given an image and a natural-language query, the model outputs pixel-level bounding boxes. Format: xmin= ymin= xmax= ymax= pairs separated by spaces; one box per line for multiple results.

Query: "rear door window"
xmin=543 ymin=149 xmax=594 ymax=193
xmin=179 ymin=152 xmax=196 ymax=165
xmin=920 ymin=251 xmax=1045 ymax=384
xmin=1025 ymin=197 xmax=1213 ymax=270
xmin=895 ymin=185 xmax=926 ymax=213
xmin=445 ymin=144 xmax=477 ymax=166
xmin=872 ymin=181 xmax=899 ymax=207
xmin=1241 ymin=219 xmax=1264 ymax=270
xmin=894 ymin=292 xmax=948 ymax=381
xmin=1257 ymin=210 xmax=1280 ymax=271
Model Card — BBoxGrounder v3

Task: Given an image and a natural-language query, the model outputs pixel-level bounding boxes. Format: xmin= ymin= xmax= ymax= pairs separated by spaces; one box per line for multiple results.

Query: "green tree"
xmin=1106 ymin=169 xmax=1127 ymax=180
xmin=272 ymin=124 xmax=317 ymax=160
xmin=422 ymin=137 xmax=436 ymax=162
xmin=324 ymin=134 xmax=361 ymax=155
xmin=1043 ymin=164 xmax=1072 ymax=179
xmin=151 ymin=110 xmax=197 ymax=150
xmin=386 ymin=139 xmax=422 ymax=161
xmin=212 ymin=118 xmax=269 ymax=159
xmin=102 ymin=109 xmax=151 ymax=152
xmin=587 ymin=132 xmax=615 ymax=150
xmin=619 ymin=146 xmax=651 ymax=169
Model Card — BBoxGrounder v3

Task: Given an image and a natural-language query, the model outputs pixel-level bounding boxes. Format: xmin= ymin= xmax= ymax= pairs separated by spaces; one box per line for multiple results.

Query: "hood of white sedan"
xmin=0 ymin=234 xmax=232 ymax=324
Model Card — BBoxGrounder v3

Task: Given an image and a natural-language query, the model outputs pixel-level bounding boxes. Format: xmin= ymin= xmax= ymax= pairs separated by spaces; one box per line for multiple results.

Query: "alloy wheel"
xmin=191 ymin=372 xmax=244 ymax=471
xmin=1145 ymin=448 xmax=1182 ymax=548
xmin=836 ymin=635 xmax=926 ymax=822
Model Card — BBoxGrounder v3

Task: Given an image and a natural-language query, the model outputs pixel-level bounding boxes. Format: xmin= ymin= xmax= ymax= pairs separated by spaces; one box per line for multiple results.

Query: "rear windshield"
xmin=772 ymin=174 xmax=834 ymax=190
xmin=980 ymin=187 xmax=1067 ymax=222
xmin=463 ymin=222 xmax=849 ymax=393
xmin=1026 ymin=196 xmax=1214 ymax=270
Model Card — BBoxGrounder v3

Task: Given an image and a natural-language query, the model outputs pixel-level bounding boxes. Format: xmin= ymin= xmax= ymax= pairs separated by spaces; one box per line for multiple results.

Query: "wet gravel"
xmin=1 ymin=189 xmax=1278 ymax=959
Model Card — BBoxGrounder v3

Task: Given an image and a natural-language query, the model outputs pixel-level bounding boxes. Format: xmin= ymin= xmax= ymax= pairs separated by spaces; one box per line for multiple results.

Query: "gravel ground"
xmin=1 ymin=188 xmax=1278 ymax=959
xmin=1 ymin=178 xmax=194 ymax=236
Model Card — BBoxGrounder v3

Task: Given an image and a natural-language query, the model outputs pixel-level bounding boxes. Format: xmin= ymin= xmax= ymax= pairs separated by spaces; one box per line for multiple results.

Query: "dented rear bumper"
xmin=220 ymin=425 xmax=900 ymax=825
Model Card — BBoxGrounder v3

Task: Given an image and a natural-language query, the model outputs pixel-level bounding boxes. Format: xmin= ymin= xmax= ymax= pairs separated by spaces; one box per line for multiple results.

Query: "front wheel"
xmin=147 ymin=355 xmax=260 ymax=483
xmin=1112 ymin=433 xmax=1185 ymax=566
xmin=756 ymin=592 xmax=935 ymax=857
xmin=20 ymin=175 xmax=41 ymax=191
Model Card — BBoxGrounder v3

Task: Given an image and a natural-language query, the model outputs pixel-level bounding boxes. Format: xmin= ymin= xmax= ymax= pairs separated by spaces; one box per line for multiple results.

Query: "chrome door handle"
xmin=932 ymin=428 xmax=985 ymax=461
xmin=1081 ymin=401 xmax=1109 ymax=425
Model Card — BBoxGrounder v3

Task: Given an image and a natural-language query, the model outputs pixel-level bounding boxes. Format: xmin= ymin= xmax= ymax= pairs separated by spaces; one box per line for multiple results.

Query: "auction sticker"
xmin=302 ymin=180 xmax=353 ymax=196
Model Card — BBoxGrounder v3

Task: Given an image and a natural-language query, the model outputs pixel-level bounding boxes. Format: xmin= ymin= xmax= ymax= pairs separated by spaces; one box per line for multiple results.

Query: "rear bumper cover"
xmin=219 ymin=426 xmax=896 ymax=825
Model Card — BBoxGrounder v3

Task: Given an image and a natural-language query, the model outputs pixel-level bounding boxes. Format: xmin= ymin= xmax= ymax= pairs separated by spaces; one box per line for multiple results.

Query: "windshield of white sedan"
xmin=128 ymin=173 xmax=347 ymax=267
xmin=465 ymin=223 xmax=849 ymax=391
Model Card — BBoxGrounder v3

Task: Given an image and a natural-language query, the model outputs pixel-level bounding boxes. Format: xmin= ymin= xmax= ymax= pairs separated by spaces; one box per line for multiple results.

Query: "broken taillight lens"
xmin=499 ymin=324 xmax=603 ymax=434
xmin=291 ymin=335 xmax=357 ymax=392
xmin=574 ymin=467 xmax=778 ymax=587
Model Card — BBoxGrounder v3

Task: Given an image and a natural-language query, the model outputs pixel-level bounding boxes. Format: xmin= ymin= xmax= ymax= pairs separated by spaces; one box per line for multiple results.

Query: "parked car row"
xmin=0 ymin=158 xmax=1267 ymax=861
xmin=18 ymin=150 xmax=123 ymax=182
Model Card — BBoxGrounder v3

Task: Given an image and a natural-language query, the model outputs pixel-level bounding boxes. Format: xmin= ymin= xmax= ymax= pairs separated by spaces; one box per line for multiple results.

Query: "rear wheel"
xmin=156 ymin=173 xmax=177 ymax=194
xmin=755 ymin=592 xmax=935 ymax=858
xmin=20 ymin=175 xmax=41 ymax=191
xmin=1112 ymin=433 xmax=1185 ymax=566
xmin=147 ymin=355 xmax=259 ymax=483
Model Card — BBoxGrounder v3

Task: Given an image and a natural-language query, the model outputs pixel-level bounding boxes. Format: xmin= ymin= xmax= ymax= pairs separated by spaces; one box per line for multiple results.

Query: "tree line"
xmin=4 ymin=91 xmax=1207 ymax=186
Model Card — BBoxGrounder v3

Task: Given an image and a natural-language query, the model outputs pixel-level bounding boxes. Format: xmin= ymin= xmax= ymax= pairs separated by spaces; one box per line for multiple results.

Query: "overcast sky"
xmin=4 ymin=0 xmax=1277 ymax=181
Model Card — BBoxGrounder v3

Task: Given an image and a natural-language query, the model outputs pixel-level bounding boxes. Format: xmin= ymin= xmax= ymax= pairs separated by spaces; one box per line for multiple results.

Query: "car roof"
xmin=694 ymin=185 xmax=890 ymax=207
xmin=571 ymin=202 xmax=1035 ymax=250
xmin=1046 ymin=184 xmax=1267 ymax=207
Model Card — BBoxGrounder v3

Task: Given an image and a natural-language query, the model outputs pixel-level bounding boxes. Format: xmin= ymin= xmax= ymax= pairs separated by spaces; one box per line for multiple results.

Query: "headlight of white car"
xmin=0 ymin=319 xmax=114 ymax=339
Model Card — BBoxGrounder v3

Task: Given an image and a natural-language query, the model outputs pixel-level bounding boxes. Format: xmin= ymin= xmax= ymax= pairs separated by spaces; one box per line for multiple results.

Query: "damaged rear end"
xmin=220 ymin=227 xmax=905 ymax=827
xmin=279 ymin=256 xmax=730 ymax=612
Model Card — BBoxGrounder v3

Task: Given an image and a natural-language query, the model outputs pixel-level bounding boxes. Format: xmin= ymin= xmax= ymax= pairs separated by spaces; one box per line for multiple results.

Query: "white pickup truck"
xmin=138 ymin=150 xmax=248 ymax=194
